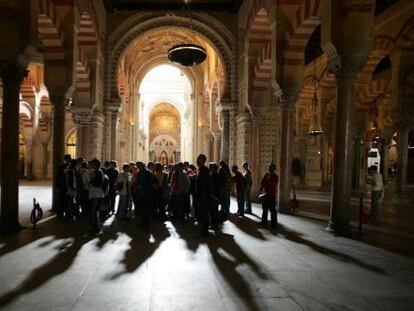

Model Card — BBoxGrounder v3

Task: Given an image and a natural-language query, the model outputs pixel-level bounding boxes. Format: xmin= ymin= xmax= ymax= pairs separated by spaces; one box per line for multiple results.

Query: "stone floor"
xmin=0 ymin=182 xmax=414 ymax=310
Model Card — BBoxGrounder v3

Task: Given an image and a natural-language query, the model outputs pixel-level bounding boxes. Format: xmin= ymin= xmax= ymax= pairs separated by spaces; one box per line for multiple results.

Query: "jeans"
xmin=262 ymin=197 xmax=277 ymax=227
xmin=244 ymin=189 xmax=252 ymax=213
xmin=89 ymin=198 xmax=104 ymax=233
xmin=117 ymin=194 xmax=128 ymax=219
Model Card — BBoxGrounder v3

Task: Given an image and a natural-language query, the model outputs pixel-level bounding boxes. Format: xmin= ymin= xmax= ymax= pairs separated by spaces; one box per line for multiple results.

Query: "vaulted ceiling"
xmin=104 ymin=0 xmax=244 ymax=13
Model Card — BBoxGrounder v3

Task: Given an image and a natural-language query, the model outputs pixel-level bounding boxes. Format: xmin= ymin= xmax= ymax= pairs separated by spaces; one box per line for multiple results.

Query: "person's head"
xmin=242 ymin=162 xmax=249 ymax=171
xmin=219 ymin=160 xmax=226 ymax=167
xmin=370 ymin=165 xmax=378 ymax=172
xmin=232 ymin=165 xmax=238 ymax=173
xmin=209 ymin=162 xmax=218 ymax=173
xmin=155 ymin=162 xmax=163 ymax=172
xmin=176 ymin=162 xmax=184 ymax=171
xmin=63 ymin=154 xmax=71 ymax=163
xmin=81 ymin=161 xmax=88 ymax=169
xmin=104 ymin=161 xmax=110 ymax=168
xmin=136 ymin=161 xmax=144 ymax=171
xmin=268 ymin=163 xmax=276 ymax=173
xmin=90 ymin=158 xmax=101 ymax=169
xmin=147 ymin=162 xmax=155 ymax=171
xmin=122 ymin=163 xmax=130 ymax=173
xmin=183 ymin=161 xmax=190 ymax=170
xmin=196 ymin=154 xmax=207 ymax=167
xmin=109 ymin=160 xmax=117 ymax=169
xmin=189 ymin=164 xmax=196 ymax=171
xmin=69 ymin=159 xmax=77 ymax=169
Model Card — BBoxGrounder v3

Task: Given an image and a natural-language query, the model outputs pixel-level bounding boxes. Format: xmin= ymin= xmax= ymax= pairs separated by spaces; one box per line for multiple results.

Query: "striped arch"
xmin=19 ymin=102 xmax=33 ymax=132
xmin=38 ymin=0 xmax=66 ymax=66
xmin=283 ymin=0 xmax=321 ymax=66
xmin=20 ymin=77 xmax=36 ymax=101
xmin=247 ymin=4 xmax=272 ymax=43
xmin=319 ymin=68 xmax=335 ymax=88
xmin=253 ymin=41 xmax=272 ymax=89
xmin=396 ymin=17 xmax=414 ymax=50
xmin=357 ymin=36 xmax=396 ymax=83
xmin=357 ymin=79 xmax=390 ymax=109
xmin=118 ymin=67 xmax=129 ymax=105
xmin=299 ymin=75 xmax=318 ymax=100
xmin=77 ymin=0 xmax=99 ymax=47
xmin=76 ymin=49 xmax=91 ymax=93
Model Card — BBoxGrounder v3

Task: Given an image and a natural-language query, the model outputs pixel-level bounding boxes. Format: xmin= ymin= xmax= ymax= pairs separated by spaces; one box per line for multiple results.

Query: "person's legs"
xmin=117 ymin=194 xmax=127 ymax=219
xmin=237 ymin=193 xmax=244 ymax=216
xmin=371 ymin=190 xmax=382 ymax=218
xmin=197 ymin=199 xmax=209 ymax=235
xmin=261 ymin=202 xmax=268 ymax=224
xmin=245 ymin=190 xmax=252 ymax=214
xmin=269 ymin=199 xmax=277 ymax=228
xmin=89 ymin=199 xmax=101 ymax=233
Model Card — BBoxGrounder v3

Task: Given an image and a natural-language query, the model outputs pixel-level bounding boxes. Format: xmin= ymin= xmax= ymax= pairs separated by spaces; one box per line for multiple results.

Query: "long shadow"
xmin=0 ymin=220 xmax=94 ymax=308
xmin=207 ymin=232 xmax=270 ymax=311
xmin=276 ymin=223 xmax=387 ymax=274
xmin=228 ymin=214 xmax=267 ymax=241
xmin=106 ymin=220 xmax=170 ymax=279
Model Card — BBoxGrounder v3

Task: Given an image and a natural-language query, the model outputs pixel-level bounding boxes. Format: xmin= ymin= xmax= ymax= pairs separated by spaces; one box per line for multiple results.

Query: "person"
xmin=105 ymin=160 xmax=119 ymax=214
xmin=232 ymin=165 xmax=246 ymax=217
xmin=218 ymin=161 xmax=232 ymax=221
xmin=78 ymin=161 xmax=90 ymax=216
xmin=242 ymin=162 xmax=253 ymax=214
xmin=195 ymin=154 xmax=212 ymax=236
xmin=170 ymin=162 xmax=190 ymax=223
xmin=55 ymin=154 xmax=72 ymax=217
xmin=88 ymin=159 xmax=106 ymax=234
xmin=134 ymin=161 xmax=153 ymax=230
xmin=259 ymin=163 xmax=279 ymax=228
xmin=366 ymin=165 xmax=384 ymax=218
xmin=64 ymin=159 xmax=78 ymax=222
xmin=209 ymin=162 xmax=220 ymax=230
xmin=154 ymin=162 xmax=169 ymax=220
xmin=116 ymin=163 xmax=131 ymax=220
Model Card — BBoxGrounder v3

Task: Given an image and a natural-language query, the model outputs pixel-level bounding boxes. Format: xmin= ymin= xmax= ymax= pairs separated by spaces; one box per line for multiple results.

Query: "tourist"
xmin=88 ymin=159 xmax=106 ymax=234
xmin=209 ymin=162 xmax=220 ymax=230
xmin=242 ymin=162 xmax=253 ymax=214
xmin=154 ymin=162 xmax=169 ymax=220
xmin=366 ymin=165 xmax=384 ymax=218
xmin=78 ymin=161 xmax=90 ymax=216
xmin=195 ymin=154 xmax=211 ymax=236
xmin=259 ymin=163 xmax=279 ymax=228
xmin=64 ymin=159 xmax=78 ymax=222
xmin=218 ymin=161 xmax=232 ymax=221
xmin=232 ymin=165 xmax=246 ymax=217
xmin=134 ymin=161 xmax=153 ymax=230
xmin=116 ymin=163 xmax=131 ymax=220
xmin=170 ymin=162 xmax=190 ymax=222
xmin=55 ymin=154 xmax=72 ymax=217
xmin=105 ymin=160 xmax=119 ymax=214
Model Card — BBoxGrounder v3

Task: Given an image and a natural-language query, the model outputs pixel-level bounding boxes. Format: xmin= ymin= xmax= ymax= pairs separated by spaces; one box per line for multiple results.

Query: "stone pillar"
xmin=103 ymin=109 xmax=112 ymax=161
xmin=327 ymin=56 xmax=364 ymax=234
xmin=0 ymin=62 xmax=27 ymax=232
xmin=279 ymin=95 xmax=295 ymax=213
xmin=51 ymin=94 xmax=66 ymax=212
xmin=212 ymin=132 xmax=221 ymax=163
xmin=25 ymin=138 xmax=34 ymax=180
xmin=305 ymin=136 xmax=322 ymax=187
xmin=397 ymin=124 xmax=409 ymax=193
xmin=219 ymin=103 xmax=231 ymax=163
xmin=110 ymin=111 xmax=119 ymax=160
xmin=89 ymin=112 xmax=105 ymax=160
xmin=73 ymin=108 xmax=91 ymax=159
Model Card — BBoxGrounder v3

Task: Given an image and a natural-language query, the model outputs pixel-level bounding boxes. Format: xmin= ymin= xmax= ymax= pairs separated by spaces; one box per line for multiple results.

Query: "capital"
xmin=72 ymin=107 xmax=92 ymax=126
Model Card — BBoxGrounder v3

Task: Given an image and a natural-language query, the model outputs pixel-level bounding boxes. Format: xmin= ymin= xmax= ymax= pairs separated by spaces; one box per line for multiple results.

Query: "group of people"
xmin=55 ymin=153 xmax=279 ymax=235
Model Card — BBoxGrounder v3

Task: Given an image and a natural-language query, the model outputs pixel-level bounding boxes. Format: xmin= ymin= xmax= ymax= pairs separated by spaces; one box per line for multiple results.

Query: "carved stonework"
xmin=72 ymin=109 xmax=92 ymax=126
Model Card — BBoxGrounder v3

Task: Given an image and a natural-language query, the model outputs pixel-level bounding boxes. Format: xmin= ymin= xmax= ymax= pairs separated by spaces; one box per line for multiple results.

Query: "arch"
xmin=76 ymin=0 xmax=99 ymax=47
xmin=396 ymin=17 xmax=414 ymax=50
xmin=66 ymin=128 xmax=77 ymax=159
xmin=107 ymin=13 xmax=235 ymax=101
xmin=20 ymin=77 xmax=36 ymax=100
xmin=38 ymin=0 xmax=66 ymax=65
xmin=283 ymin=0 xmax=321 ymax=66
xmin=76 ymin=48 xmax=91 ymax=94
xmin=247 ymin=6 xmax=272 ymax=42
xmin=357 ymin=79 xmax=390 ymax=109
xmin=253 ymin=41 xmax=272 ymax=90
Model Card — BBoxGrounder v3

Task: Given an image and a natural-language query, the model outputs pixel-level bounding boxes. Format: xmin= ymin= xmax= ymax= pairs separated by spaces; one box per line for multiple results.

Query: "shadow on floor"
xmin=228 ymin=214 xmax=267 ymax=241
xmin=275 ymin=223 xmax=388 ymax=274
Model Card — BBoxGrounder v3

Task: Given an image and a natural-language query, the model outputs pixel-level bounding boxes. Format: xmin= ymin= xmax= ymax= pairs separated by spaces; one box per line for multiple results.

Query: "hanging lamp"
xmin=168 ymin=0 xmax=207 ymax=67
xmin=307 ymin=53 xmax=323 ymax=136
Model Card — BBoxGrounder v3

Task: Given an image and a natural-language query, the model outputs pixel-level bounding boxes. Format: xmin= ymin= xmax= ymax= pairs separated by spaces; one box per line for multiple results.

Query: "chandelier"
xmin=307 ymin=53 xmax=323 ymax=136
xmin=168 ymin=0 xmax=207 ymax=67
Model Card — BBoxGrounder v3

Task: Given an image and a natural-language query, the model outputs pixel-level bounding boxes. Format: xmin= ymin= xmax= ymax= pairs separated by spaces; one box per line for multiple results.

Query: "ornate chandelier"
xmin=168 ymin=0 xmax=207 ymax=67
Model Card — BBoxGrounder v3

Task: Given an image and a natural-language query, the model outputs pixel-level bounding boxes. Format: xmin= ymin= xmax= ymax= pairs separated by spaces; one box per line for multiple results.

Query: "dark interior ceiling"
xmin=104 ymin=0 xmax=244 ymax=13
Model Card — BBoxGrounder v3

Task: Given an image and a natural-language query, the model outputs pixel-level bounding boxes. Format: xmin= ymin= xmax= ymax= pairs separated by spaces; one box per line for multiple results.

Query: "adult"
xmin=116 ymin=163 xmax=131 ymax=220
xmin=259 ymin=164 xmax=279 ymax=228
xmin=105 ymin=160 xmax=119 ymax=214
xmin=134 ymin=161 xmax=154 ymax=230
xmin=88 ymin=159 xmax=106 ymax=234
xmin=55 ymin=154 xmax=72 ymax=217
xmin=366 ymin=165 xmax=384 ymax=218
xmin=209 ymin=162 xmax=220 ymax=229
xmin=242 ymin=162 xmax=252 ymax=214
xmin=218 ymin=161 xmax=232 ymax=220
xmin=195 ymin=154 xmax=212 ymax=236
xmin=232 ymin=165 xmax=246 ymax=217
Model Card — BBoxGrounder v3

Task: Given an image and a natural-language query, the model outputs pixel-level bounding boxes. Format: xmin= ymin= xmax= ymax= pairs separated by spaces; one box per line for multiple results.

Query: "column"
xmin=25 ymin=138 xmax=34 ymax=180
xmin=89 ymin=112 xmax=105 ymax=160
xmin=219 ymin=104 xmax=231 ymax=163
xmin=50 ymin=94 xmax=66 ymax=212
xmin=327 ymin=56 xmax=362 ymax=234
xmin=110 ymin=111 xmax=118 ymax=160
xmin=212 ymin=132 xmax=221 ymax=163
xmin=0 ymin=62 xmax=27 ymax=232
xmin=278 ymin=95 xmax=295 ymax=213
xmin=397 ymin=124 xmax=408 ymax=193
xmin=103 ymin=109 xmax=112 ymax=161
xmin=73 ymin=108 xmax=91 ymax=159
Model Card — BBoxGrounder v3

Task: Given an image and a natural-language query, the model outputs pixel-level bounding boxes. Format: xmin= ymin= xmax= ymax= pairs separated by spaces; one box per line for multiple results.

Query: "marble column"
xmin=51 ymin=94 xmax=66 ymax=212
xmin=0 ymin=62 xmax=27 ymax=232
xmin=279 ymin=95 xmax=295 ymax=214
xmin=212 ymin=132 xmax=221 ymax=163
xmin=219 ymin=105 xmax=231 ymax=163
xmin=327 ymin=56 xmax=362 ymax=234
xmin=397 ymin=124 xmax=409 ymax=193
xmin=73 ymin=108 xmax=91 ymax=159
